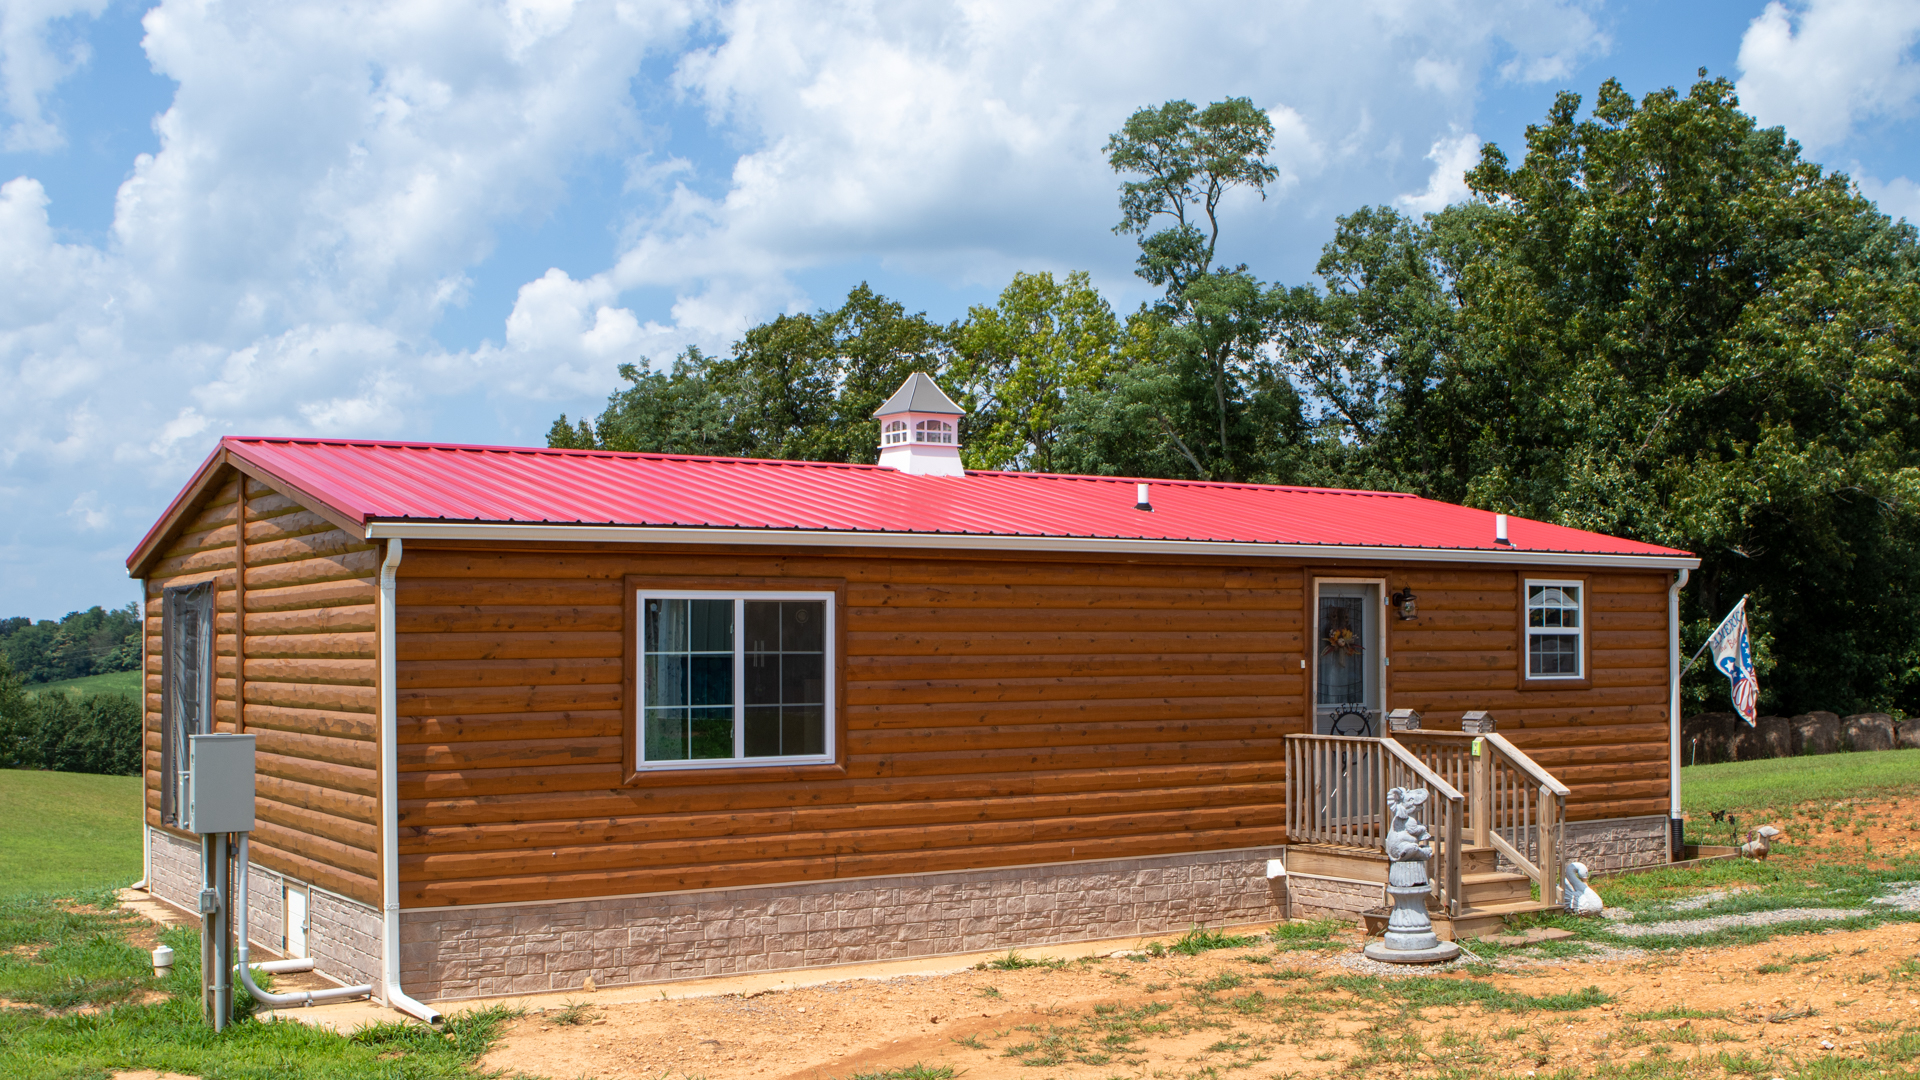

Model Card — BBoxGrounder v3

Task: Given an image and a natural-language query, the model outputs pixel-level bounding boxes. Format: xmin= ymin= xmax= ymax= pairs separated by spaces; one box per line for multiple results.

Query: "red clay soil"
xmin=480 ymin=793 xmax=1920 ymax=1080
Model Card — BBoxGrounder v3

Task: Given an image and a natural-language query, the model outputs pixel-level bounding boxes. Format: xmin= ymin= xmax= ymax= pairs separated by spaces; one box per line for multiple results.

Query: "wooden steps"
xmin=1292 ymin=841 xmax=1560 ymax=940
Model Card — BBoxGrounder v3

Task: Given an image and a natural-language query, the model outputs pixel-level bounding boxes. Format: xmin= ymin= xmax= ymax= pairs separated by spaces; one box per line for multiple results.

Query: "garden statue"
xmin=1363 ymin=786 xmax=1461 ymax=964
xmin=1740 ymin=825 xmax=1783 ymax=860
xmin=1563 ymin=861 xmax=1603 ymax=915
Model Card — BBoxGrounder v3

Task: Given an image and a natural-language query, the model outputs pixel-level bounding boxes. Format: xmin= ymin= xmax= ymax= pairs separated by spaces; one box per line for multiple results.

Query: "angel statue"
xmin=1363 ymin=786 xmax=1461 ymax=964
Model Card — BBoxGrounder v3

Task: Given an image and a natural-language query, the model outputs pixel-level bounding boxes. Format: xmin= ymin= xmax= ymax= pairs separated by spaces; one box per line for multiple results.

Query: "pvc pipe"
xmin=1667 ymin=567 xmax=1690 ymax=857
xmin=378 ymin=539 xmax=443 ymax=1025
xmin=249 ymin=958 xmax=314 ymax=975
xmin=235 ymin=833 xmax=374 ymax=1008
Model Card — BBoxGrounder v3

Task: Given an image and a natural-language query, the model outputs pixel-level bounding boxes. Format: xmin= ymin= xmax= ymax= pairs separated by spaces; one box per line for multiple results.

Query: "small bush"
xmin=0 ymin=665 xmax=142 ymax=776
xmin=1168 ymin=926 xmax=1260 ymax=955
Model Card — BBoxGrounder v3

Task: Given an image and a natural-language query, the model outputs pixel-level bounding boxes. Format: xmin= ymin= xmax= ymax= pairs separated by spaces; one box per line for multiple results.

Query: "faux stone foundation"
xmin=401 ymin=846 xmax=1288 ymax=1001
xmin=145 ymin=826 xmax=383 ymax=991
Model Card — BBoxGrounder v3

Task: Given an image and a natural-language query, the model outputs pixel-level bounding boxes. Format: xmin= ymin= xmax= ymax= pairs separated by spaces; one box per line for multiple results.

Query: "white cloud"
xmin=0 ymin=0 xmax=1614 ymax=616
xmin=0 ymin=0 xmax=108 ymax=151
xmin=65 ymin=490 xmax=108 ymax=531
xmin=1394 ymin=131 xmax=1482 ymax=215
xmin=1737 ymin=0 xmax=1920 ymax=152
xmin=1857 ymin=172 xmax=1920 ymax=224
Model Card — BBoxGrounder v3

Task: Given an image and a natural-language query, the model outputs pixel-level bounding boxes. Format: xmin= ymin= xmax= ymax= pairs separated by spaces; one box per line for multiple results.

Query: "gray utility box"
xmin=184 ymin=734 xmax=256 ymax=834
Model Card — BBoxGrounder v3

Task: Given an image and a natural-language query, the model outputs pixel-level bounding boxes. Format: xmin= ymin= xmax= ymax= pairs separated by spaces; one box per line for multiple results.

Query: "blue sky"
xmin=3 ymin=0 xmax=1919 ymax=620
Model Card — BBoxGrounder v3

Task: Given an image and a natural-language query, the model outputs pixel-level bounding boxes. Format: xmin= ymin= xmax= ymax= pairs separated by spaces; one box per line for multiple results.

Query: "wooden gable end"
xmin=142 ymin=465 xmax=383 ymax=906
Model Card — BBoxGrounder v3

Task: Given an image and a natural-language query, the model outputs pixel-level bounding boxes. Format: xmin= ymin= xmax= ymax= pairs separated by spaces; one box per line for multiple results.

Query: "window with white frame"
xmin=1525 ymin=580 xmax=1583 ymax=678
xmin=882 ymin=419 xmax=908 ymax=446
xmin=913 ymin=419 xmax=954 ymax=444
xmin=639 ymin=592 xmax=833 ymax=768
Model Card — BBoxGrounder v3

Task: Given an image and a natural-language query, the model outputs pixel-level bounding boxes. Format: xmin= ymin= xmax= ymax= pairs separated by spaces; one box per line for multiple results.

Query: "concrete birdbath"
xmin=1363 ymin=786 xmax=1461 ymax=965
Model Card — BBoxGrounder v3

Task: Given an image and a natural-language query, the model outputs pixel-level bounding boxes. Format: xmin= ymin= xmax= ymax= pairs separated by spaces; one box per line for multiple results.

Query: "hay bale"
xmin=1791 ymin=711 xmax=1840 ymax=755
xmin=1842 ymin=713 xmax=1897 ymax=752
xmin=1897 ymin=719 xmax=1920 ymax=750
xmin=1682 ymin=712 xmax=1739 ymax=765
xmin=1750 ymin=715 xmax=1792 ymax=759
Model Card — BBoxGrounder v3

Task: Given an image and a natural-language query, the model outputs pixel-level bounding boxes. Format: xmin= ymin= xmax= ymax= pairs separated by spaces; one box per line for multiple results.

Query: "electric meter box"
xmin=184 ymin=734 xmax=256 ymax=834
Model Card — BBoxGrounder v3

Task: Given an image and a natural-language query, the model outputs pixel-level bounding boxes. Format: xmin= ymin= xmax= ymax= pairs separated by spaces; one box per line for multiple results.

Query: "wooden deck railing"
xmin=1287 ymin=728 xmax=1569 ymax=911
xmin=1284 ymin=734 xmax=1466 ymax=915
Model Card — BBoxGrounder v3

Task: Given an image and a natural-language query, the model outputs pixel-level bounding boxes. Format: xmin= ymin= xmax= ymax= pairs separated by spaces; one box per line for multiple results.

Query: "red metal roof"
xmin=128 ymin=436 xmax=1692 ymax=571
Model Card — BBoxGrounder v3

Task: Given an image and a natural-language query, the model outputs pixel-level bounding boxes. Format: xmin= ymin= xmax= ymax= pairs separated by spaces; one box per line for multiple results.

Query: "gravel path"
xmin=1608 ymin=906 xmax=1870 ymax=938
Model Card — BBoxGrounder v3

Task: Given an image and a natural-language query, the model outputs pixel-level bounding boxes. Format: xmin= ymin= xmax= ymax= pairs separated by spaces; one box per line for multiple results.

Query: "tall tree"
xmin=951 ymin=271 xmax=1121 ymax=473
xmin=1104 ymin=97 xmax=1295 ymax=480
xmin=1450 ymin=74 xmax=1920 ymax=714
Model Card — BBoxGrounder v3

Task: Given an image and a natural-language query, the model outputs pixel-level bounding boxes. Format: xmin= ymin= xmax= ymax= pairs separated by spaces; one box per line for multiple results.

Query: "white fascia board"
xmin=364 ymin=520 xmax=1700 ymax=571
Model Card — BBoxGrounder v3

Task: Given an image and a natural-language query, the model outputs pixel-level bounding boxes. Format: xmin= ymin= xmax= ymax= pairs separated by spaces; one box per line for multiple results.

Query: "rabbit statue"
xmin=1740 ymin=825 xmax=1782 ymax=860
xmin=1563 ymin=861 xmax=1603 ymax=915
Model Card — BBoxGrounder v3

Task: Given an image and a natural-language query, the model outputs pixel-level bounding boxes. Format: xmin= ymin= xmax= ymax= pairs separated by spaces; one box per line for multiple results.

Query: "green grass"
xmin=1166 ymin=926 xmax=1260 ymax=955
xmin=1681 ymin=748 xmax=1920 ymax=817
xmin=0 ymin=889 xmax=521 ymax=1078
xmin=23 ymin=670 xmax=144 ymax=702
xmin=0 ymin=770 xmax=144 ymax=895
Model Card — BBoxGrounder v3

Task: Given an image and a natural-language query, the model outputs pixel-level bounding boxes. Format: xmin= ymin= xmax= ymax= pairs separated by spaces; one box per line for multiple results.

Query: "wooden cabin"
xmin=128 ymin=379 xmax=1698 ymax=1004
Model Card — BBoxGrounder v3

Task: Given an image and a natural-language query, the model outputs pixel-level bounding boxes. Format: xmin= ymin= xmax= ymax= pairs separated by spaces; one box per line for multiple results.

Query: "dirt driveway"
xmin=478 ymin=795 xmax=1920 ymax=1080
xmin=475 ymin=918 xmax=1920 ymax=1080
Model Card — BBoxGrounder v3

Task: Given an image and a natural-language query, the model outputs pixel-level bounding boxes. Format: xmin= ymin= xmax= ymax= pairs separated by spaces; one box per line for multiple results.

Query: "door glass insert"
xmin=1315 ymin=583 xmax=1381 ymax=736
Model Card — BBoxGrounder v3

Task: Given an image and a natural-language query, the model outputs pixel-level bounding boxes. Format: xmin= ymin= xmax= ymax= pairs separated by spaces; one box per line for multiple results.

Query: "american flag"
xmin=1706 ymin=597 xmax=1758 ymax=726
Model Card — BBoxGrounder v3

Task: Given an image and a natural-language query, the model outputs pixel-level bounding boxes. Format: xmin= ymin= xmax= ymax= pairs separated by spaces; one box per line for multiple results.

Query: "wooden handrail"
xmin=1378 ymin=738 xmax=1463 ymax=801
xmin=1481 ymin=732 xmax=1570 ymax=796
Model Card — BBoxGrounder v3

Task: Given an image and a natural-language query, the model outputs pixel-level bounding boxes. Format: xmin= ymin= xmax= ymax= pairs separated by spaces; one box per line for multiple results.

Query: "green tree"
xmin=952 ymin=271 xmax=1122 ymax=472
xmin=1272 ymin=204 xmax=1480 ymax=494
xmin=549 ymin=284 xmax=955 ymax=465
xmin=1104 ymin=97 xmax=1297 ymax=481
xmin=1448 ymin=74 xmax=1920 ymax=714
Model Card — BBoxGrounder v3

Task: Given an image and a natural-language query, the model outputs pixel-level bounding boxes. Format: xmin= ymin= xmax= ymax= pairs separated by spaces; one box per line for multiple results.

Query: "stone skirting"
xmin=401 ymin=846 xmax=1287 ymax=1001
xmin=1490 ymin=814 xmax=1672 ymax=877
xmin=1283 ymin=873 xmax=1382 ymax=920
xmin=144 ymin=826 xmax=383 ymax=991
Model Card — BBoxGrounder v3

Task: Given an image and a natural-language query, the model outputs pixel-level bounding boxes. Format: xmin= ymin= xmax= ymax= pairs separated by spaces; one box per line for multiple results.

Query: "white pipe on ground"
xmin=234 ymin=833 xmax=373 ymax=1008
xmin=378 ymin=539 xmax=443 ymax=1025
xmin=1668 ymin=567 xmax=1690 ymax=858
xmin=249 ymin=958 xmax=314 ymax=975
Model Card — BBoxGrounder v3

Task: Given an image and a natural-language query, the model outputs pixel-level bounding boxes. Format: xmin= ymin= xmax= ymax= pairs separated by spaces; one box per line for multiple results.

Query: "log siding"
xmin=143 ymin=471 xmax=381 ymax=906
xmin=141 ymin=472 xmax=1673 ymax=917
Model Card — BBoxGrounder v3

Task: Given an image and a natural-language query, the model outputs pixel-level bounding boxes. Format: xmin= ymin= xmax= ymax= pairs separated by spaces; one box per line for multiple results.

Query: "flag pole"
xmin=1680 ymin=594 xmax=1748 ymax=677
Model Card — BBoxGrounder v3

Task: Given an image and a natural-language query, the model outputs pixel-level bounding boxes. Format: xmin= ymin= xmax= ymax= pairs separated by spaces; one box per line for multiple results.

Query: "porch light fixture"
xmin=1391 ymin=588 xmax=1417 ymax=620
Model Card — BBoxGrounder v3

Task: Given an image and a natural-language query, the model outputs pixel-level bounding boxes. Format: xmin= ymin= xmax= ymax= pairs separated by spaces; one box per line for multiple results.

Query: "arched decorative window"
xmin=914 ymin=419 xmax=954 ymax=445
xmin=882 ymin=419 xmax=909 ymax=446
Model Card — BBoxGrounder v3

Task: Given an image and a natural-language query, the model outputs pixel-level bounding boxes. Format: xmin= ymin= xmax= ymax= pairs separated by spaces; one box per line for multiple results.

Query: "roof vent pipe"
xmin=1495 ymin=513 xmax=1510 ymax=545
xmin=1136 ymin=483 xmax=1152 ymax=512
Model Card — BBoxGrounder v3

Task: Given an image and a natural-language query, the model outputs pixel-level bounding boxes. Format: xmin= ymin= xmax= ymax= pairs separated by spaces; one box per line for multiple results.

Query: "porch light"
xmin=1391 ymin=589 xmax=1417 ymax=620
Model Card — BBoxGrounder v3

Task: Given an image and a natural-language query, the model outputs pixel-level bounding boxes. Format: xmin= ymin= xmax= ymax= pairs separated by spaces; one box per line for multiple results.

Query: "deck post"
xmin=1471 ymin=739 xmax=1490 ymax=848
xmin=1538 ymin=784 xmax=1558 ymax=908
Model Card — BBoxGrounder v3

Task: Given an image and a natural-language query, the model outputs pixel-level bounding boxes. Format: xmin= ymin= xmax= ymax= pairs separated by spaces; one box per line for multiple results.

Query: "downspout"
xmin=379 ymin=538 xmax=442 ymax=1024
xmin=1667 ymin=567 xmax=1690 ymax=860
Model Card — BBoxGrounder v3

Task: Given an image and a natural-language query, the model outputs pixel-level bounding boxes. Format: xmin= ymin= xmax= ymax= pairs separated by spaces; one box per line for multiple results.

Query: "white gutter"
xmin=378 ymin=538 xmax=441 ymax=1025
xmin=1668 ymin=567 xmax=1691 ymax=856
xmin=364 ymin=521 xmax=1700 ymax=572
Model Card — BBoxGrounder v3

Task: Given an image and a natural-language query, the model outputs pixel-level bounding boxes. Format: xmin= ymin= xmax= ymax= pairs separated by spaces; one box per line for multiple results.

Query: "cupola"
xmin=873 ymin=372 xmax=966 ymax=476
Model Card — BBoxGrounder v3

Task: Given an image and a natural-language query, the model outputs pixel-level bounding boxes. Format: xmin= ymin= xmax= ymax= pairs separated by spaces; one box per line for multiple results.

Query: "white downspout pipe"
xmin=379 ymin=538 xmax=441 ymax=1024
xmin=1667 ymin=567 xmax=1690 ymax=860
xmin=235 ymin=833 xmax=373 ymax=1007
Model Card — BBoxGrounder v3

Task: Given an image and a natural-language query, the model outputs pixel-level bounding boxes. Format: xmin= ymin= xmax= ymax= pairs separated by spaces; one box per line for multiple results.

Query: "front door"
xmin=1314 ymin=582 xmax=1383 ymax=736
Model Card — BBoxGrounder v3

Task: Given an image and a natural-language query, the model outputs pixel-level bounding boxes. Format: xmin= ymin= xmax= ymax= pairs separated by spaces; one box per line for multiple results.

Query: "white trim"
xmin=636 ymin=589 xmax=836 ymax=771
xmin=1523 ymin=578 xmax=1586 ymax=680
xmin=1668 ymin=568 xmax=1689 ymax=827
xmin=1309 ymin=577 xmax=1388 ymax=735
xmin=364 ymin=521 xmax=1699 ymax=571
